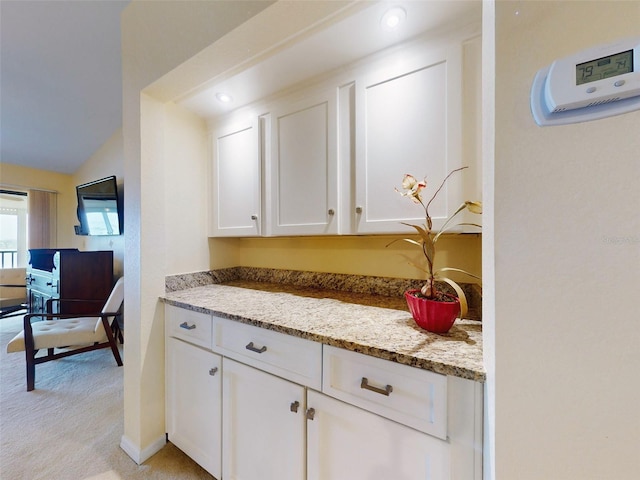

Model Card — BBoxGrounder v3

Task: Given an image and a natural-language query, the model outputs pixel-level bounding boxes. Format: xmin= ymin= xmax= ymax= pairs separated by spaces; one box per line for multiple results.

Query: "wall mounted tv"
xmin=75 ymin=176 xmax=123 ymax=236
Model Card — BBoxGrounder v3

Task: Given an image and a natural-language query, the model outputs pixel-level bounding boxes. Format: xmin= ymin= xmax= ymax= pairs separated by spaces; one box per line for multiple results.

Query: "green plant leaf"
xmin=464 ymin=201 xmax=483 ymax=214
xmin=423 ymin=232 xmax=435 ymax=264
xmin=435 ymin=267 xmax=482 ymax=281
xmin=401 ymin=238 xmax=422 ymax=248
xmin=437 ymin=203 xmax=467 ymax=237
xmin=434 ymin=276 xmax=468 ymax=319
xmin=401 ymin=222 xmax=430 ymax=238
xmin=398 ymin=254 xmax=429 ymax=275
xmin=434 ymin=222 xmax=483 ymax=243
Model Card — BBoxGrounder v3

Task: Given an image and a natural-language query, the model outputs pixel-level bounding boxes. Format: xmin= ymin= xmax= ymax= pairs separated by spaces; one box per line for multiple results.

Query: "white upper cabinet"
xmin=207 ymin=23 xmax=481 ymax=237
xmin=351 ymin=43 xmax=464 ymax=234
xmin=265 ymin=88 xmax=338 ymax=236
xmin=209 ymin=115 xmax=261 ymax=237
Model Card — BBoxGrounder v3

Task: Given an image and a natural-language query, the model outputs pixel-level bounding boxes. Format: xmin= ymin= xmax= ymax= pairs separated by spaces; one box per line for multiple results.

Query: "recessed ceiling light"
xmin=216 ymin=92 xmax=233 ymax=103
xmin=381 ymin=7 xmax=406 ymax=31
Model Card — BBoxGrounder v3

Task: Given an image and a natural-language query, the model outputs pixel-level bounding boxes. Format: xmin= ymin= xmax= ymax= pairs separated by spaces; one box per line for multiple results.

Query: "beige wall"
xmin=0 ymin=162 xmax=75 ymax=249
xmin=72 ymin=129 xmax=125 ymax=277
xmin=488 ymin=1 xmax=640 ymax=478
xmin=0 ymin=130 xmax=125 ymax=275
xmin=234 ymin=235 xmax=481 ymax=283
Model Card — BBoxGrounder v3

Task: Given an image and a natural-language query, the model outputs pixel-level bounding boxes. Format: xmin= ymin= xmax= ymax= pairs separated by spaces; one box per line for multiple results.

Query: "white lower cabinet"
xmin=166 ymin=336 xmax=222 ymax=478
xmin=222 ymin=358 xmax=306 ymax=480
xmin=165 ymin=305 xmax=482 ymax=480
xmin=306 ymin=390 xmax=449 ymax=480
xmin=316 ymin=346 xmax=483 ymax=480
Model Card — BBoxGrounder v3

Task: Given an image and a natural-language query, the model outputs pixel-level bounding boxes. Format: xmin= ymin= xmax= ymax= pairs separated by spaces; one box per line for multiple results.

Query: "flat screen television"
xmin=75 ymin=176 xmax=123 ymax=236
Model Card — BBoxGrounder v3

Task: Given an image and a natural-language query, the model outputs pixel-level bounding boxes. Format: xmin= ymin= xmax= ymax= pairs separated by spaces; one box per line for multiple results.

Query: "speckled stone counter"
xmin=162 ymin=270 xmax=484 ymax=382
xmin=166 ymin=266 xmax=482 ymax=320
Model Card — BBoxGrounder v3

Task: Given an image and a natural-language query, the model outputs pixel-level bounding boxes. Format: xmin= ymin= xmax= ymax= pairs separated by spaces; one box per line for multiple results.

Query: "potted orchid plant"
xmin=392 ymin=166 xmax=482 ymax=333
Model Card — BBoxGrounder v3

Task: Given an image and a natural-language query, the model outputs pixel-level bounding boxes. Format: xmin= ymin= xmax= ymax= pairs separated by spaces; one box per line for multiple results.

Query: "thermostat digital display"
xmin=531 ymin=36 xmax=640 ymax=126
xmin=576 ymin=49 xmax=633 ymax=85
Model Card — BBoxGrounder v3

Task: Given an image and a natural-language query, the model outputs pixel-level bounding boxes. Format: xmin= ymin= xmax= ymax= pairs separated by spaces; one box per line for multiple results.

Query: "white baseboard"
xmin=120 ymin=434 xmax=166 ymax=465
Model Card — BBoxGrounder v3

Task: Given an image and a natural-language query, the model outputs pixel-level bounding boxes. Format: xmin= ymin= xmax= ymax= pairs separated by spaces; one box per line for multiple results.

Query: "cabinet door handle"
xmin=179 ymin=322 xmax=196 ymax=330
xmin=290 ymin=401 xmax=300 ymax=413
xmin=306 ymin=408 xmax=316 ymax=420
xmin=251 ymin=214 xmax=258 ymax=220
xmin=355 ymin=206 xmax=363 ymax=214
xmin=245 ymin=342 xmax=267 ymax=354
xmin=328 ymin=208 xmax=335 ymax=216
xmin=209 ymin=367 xmax=218 ymax=376
xmin=360 ymin=377 xmax=393 ymax=396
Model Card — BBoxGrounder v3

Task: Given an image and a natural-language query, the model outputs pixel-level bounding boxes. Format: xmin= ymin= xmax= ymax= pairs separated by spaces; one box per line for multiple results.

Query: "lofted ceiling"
xmin=0 ymin=0 xmax=480 ymax=176
xmin=0 ymin=0 xmax=129 ymax=175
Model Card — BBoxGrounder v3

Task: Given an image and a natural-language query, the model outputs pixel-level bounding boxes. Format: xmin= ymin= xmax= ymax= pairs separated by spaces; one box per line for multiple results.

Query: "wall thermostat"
xmin=531 ymin=36 xmax=640 ymax=126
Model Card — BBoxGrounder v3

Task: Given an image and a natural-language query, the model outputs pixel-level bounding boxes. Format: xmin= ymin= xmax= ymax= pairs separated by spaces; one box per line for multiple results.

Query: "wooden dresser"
xmin=26 ymin=249 xmax=114 ymax=314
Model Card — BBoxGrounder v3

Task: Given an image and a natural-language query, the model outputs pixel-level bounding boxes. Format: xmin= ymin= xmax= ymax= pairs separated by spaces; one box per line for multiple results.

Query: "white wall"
xmin=163 ymin=103 xmax=210 ymax=274
xmin=488 ymin=1 xmax=640 ymax=478
xmin=120 ymin=0 xmax=273 ymax=461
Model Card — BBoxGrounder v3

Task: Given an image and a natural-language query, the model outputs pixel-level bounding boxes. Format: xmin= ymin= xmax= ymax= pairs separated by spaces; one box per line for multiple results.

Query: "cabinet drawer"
xmin=213 ymin=316 xmax=322 ymax=390
xmin=166 ymin=304 xmax=212 ymax=350
xmin=322 ymin=345 xmax=447 ymax=440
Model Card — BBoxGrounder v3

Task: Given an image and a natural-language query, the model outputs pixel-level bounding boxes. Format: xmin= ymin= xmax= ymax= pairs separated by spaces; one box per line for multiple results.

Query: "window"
xmin=0 ymin=190 xmax=28 ymax=268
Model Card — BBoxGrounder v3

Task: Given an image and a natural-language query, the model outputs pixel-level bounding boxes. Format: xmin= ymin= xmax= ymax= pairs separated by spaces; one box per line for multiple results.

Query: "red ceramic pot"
xmin=404 ymin=289 xmax=460 ymax=334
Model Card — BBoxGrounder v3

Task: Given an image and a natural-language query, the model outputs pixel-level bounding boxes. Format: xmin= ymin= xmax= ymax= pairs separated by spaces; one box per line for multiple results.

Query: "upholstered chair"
xmin=6 ymin=276 xmax=124 ymax=391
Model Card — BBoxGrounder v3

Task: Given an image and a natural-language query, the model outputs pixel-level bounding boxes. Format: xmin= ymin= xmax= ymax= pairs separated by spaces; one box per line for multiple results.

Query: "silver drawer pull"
xmin=245 ymin=342 xmax=267 ymax=354
xmin=209 ymin=367 xmax=218 ymax=376
xmin=360 ymin=377 xmax=393 ymax=396
xmin=290 ymin=401 xmax=300 ymax=413
xmin=179 ymin=322 xmax=196 ymax=330
xmin=306 ymin=408 xmax=316 ymax=420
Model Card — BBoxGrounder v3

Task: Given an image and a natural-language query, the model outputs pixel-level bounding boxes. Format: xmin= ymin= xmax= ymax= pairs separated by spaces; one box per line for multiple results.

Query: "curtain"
xmin=28 ymin=189 xmax=57 ymax=249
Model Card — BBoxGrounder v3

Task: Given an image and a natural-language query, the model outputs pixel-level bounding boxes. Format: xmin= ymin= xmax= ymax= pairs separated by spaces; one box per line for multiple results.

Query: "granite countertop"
xmin=162 ymin=279 xmax=485 ymax=382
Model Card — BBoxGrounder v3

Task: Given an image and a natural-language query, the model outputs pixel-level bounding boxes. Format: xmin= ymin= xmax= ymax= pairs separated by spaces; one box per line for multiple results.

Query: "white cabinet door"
xmin=267 ymin=89 xmax=338 ymax=236
xmin=210 ymin=118 xmax=261 ymax=236
xmin=353 ymin=44 xmax=465 ymax=234
xmin=222 ymin=358 xmax=306 ymax=480
xmin=166 ymin=336 xmax=222 ymax=478
xmin=306 ymin=390 xmax=450 ymax=480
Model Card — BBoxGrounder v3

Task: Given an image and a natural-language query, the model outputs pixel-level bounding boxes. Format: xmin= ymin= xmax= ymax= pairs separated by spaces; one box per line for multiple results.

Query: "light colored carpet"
xmin=0 ymin=314 xmax=214 ymax=480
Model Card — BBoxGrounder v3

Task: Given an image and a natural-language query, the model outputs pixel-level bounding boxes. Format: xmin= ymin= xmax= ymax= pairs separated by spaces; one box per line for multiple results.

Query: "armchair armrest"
xmin=24 ymin=311 xmax=121 ymax=322
xmin=45 ymin=297 xmax=103 ymax=313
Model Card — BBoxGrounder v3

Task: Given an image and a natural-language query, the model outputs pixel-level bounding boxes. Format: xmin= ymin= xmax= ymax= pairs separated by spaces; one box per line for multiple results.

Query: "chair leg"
xmin=109 ymin=341 xmax=123 ymax=366
xmin=110 ymin=319 xmax=124 ymax=344
xmin=102 ymin=317 xmax=123 ymax=366
xmin=24 ymin=316 xmax=37 ymax=391
xmin=26 ymin=352 xmax=35 ymax=392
